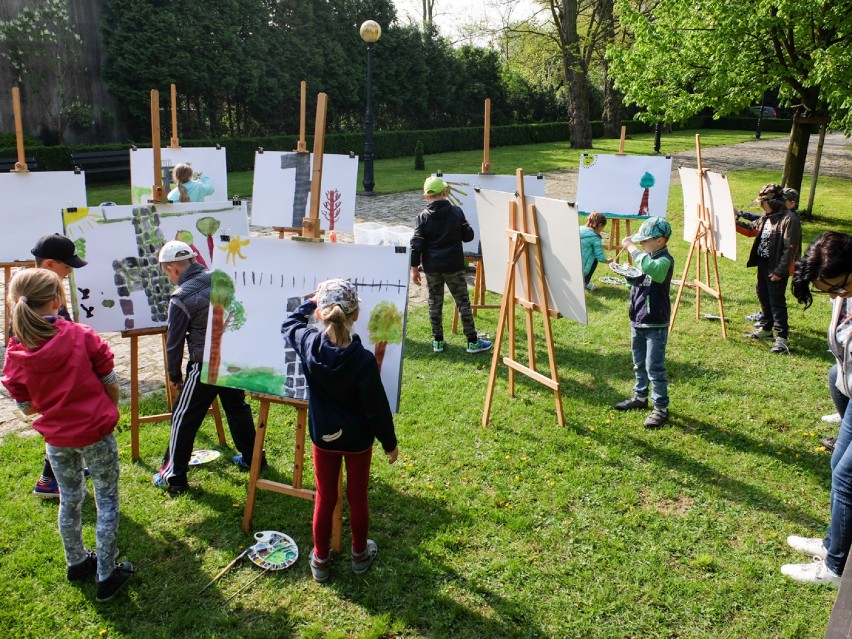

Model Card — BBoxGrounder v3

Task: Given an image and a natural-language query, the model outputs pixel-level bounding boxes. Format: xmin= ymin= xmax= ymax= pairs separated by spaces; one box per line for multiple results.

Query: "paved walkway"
xmin=1 ymin=132 xmax=848 ymax=437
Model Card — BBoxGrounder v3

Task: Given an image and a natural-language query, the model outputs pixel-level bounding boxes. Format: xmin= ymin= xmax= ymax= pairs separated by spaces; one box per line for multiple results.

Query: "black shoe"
xmin=96 ymin=562 xmax=135 ymax=602
xmin=644 ymin=408 xmax=670 ymax=428
xmin=822 ymin=437 xmax=837 ymax=452
xmin=67 ymin=548 xmax=121 ymax=582
xmin=614 ymin=397 xmax=648 ymax=411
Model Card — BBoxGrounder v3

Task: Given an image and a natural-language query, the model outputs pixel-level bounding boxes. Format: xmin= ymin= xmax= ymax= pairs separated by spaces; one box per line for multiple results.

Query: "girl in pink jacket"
xmin=1 ymin=269 xmax=134 ymax=602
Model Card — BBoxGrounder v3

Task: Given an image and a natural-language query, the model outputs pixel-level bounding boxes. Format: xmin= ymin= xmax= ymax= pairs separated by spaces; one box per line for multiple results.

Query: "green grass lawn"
xmin=86 ymin=129 xmax=787 ymax=204
xmin=3 ymin=139 xmax=850 ymax=638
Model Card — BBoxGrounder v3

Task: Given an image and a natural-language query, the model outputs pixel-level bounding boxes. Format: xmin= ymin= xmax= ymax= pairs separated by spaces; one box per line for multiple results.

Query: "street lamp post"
xmin=360 ymin=20 xmax=381 ymax=194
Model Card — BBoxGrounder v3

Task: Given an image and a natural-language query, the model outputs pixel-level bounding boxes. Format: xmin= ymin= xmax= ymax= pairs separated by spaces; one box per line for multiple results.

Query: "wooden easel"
xmin=272 ymin=81 xmax=326 ymax=240
xmin=2 ymin=88 xmax=36 ymax=342
xmin=669 ymin=134 xmax=727 ymax=338
xmin=169 ymin=84 xmax=181 ymax=149
xmin=452 ymin=98 xmax=501 ymax=332
xmin=604 ymin=126 xmax=633 ymax=264
xmin=241 ymin=394 xmax=342 ymax=553
xmin=149 ymin=89 xmax=167 ymax=203
xmin=482 ymin=169 xmax=564 ymax=426
xmin=122 ymin=327 xmax=225 ymax=461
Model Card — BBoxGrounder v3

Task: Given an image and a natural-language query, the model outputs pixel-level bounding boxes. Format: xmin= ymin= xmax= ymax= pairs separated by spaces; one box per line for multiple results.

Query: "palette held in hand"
xmin=609 ymin=262 xmax=643 ymax=279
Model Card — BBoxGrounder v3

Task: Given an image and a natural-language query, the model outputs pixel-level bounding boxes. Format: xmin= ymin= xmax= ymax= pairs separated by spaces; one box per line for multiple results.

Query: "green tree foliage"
xmin=608 ymin=0 xmax=852 ymax=192
xmin=99 ymin=0 xmax=565 ymax=139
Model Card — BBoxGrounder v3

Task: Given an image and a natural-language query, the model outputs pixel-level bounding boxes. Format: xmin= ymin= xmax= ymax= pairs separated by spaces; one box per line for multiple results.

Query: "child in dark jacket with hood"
xmin=410 ymin=176 xmax=492 ymax=355
xmin=283 ymin=278 xmax=399 ymax=583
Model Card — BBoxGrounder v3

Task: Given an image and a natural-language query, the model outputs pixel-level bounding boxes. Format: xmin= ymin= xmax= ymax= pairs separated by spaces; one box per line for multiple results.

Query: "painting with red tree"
xmin=637 ymin=172 xmax=655 ymax=215
xmin=322 ymin=189 xmax=342 ymax=231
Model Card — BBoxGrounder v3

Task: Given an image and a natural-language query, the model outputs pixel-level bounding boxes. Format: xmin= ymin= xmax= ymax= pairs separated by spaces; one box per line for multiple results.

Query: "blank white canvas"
xmin=434 ymin=174 xmax=546 ymax=257
xmin=576 ymin=154 xmax=672 ymax=218
xmin=251 ymin=152 xmax=358 ymax=231
xmin=200 ymin=238 xmax=409 ymax=412
xmin=0 ymin=171 xmax=87 ymax=262
xmin=679 ymin=168 xmax=737 ymax=261
xmin=475 ymin=190 xmax=587 ymax=325
xmin=130 ymin=147 xmax=228 ymax=204
xmin=63 ymin=201 xmax=249 ymax=332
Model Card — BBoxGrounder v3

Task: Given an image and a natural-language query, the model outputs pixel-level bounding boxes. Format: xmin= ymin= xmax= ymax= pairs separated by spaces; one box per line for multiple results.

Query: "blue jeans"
xmin=826 ymin=400 xmax=852 ymax=575
xmin=630 ymin=326 xmax=669 ymax=410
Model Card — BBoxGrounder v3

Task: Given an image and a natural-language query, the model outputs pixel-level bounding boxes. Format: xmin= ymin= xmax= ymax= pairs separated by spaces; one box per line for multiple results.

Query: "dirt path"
xmin=0 ymin=132 xmax=848 ymax=437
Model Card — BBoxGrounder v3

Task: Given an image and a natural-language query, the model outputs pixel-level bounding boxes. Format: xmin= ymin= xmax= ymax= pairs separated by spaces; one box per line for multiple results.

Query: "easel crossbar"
xmin=503 ymin=358 xmax=560 ymax=390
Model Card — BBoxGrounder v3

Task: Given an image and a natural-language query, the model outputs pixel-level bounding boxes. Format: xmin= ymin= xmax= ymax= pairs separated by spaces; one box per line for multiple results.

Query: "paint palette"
xmin=247 ymin=531 xmax=299 ymax=571
xmin=609 ymin=262 xmax=643 ymax=279
xmin=189 ymin=449 xmax=221 ymax=465
xmin=600 ymin=276 xmax=627 ymax=286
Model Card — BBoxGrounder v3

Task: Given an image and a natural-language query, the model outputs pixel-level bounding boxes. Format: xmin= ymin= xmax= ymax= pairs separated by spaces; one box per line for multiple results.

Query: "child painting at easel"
xmin=167 ymin=163 xmax=214 ymax=203
xmin=579 ymin=211 xmax=613 ymax=291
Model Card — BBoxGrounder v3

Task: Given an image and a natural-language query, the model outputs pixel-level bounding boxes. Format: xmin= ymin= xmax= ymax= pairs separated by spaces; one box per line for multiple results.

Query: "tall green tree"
xmin=608 ymin=0 xmax=852 ymax=192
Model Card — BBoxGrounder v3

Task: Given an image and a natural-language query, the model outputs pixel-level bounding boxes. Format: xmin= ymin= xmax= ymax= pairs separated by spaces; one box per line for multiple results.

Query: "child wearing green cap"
xmin=410 ymin=177 xmax=492 ymax=354
xmin=613 ymin=217 xmax=674 ymax=428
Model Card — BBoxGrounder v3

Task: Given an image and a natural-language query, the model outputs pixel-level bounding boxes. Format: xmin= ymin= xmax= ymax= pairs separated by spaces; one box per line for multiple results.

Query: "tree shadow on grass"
xmin=607 ymin=426 xmax=826 ymax=531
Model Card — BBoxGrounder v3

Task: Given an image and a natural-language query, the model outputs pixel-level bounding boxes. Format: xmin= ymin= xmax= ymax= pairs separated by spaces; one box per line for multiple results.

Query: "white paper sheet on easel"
xmin=63 ymin=201 xmax=249 ymax=332
xmin=679 ymin=167 xmax=737 ymax=261
xmin=0 ymin=171 xmax=87 ymax=262
xmin=130 ymin=147 xmax=228 ymax=204
xmin=577 ymin=154 xmax=672 ymax=218
xmin=475 ymin=189 xmax=587 ymax=325
xmin=433 ymin=174 xmax=546 ymax=257
xmin=250 ymin=152 xmax=358 ymax=231
xmin=199 ymin=238 xmax=409 ymax=412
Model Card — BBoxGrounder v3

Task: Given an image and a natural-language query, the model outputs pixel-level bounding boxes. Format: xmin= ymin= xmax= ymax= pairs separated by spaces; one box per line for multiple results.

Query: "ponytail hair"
xmin=172 ymin=164 xmax=194 ymax=203
xmin=318 ymin=303 xmax=356 ymax=346
xmin=586 ymin=211 xmax=607 ymax=229
xmin=9 ymin=269 xmax=64 ymax=350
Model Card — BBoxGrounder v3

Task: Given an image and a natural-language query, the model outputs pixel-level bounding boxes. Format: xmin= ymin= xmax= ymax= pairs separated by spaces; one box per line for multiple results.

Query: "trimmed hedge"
xmin=0 ymin=117 xmax=789 ymax=175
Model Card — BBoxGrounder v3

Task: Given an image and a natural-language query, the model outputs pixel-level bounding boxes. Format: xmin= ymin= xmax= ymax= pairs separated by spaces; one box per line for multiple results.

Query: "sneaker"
xmin=432 ymin=340 xmax=444 ymax=353
xmin=644 ymin=407 xmax=670 ymax=428
xmin=747 ymin=328 xmax=773 ymax=339
xmin=308 ymin=549 xmax=330 ymax=583
xmin=33 ymin=477 xmax=60 ymax=499
xmin=466 ymin=338 xmax=493 ymax=354
xmin=152 ymin=471 xmax=188 ymax=496
xmin=351 ymin=539 xmax=378 ymax=575
xmin=614 ymin=396 xmax=648 ymax=411
xmin=67 ymin=547 xmax=122 ymax=582
xmin=822 ymin=437 xmax=837 ymax=452
xmin=96 ymin=562 xmax=136 ymax=602
xmin=745 ymin=312 xmax=763 ymax=322
xmin=781 ymin=558 xmax=841 ymax=587
xmin=786 ymin=535 xmax=828 ymax=560
xmin=770 ymin=337 xmax=790 ymax=354
xmin=232 ymin=454 xmax=268 ymax=471
xmin=822 ymin=413 xmax=842 ymax=424
xmin=585 ymin=283 xmax=596 ymax=291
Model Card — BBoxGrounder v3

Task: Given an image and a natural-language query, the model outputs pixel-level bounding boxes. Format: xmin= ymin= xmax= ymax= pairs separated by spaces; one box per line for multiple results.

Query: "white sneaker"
xmin=822 ymin=413 xmax=842 ymax=424
xmin=786 ymin=535 xmax=827 ymax=560
xmin=781 ymin=558 xmax=841 ymax=587
xmin=585 ymin=283 xmax=596 ymax=291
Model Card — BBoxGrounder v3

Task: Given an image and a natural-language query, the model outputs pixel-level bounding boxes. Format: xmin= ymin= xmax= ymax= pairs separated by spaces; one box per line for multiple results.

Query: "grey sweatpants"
xmin=46 ymin=433 xmax=120 ymax=581
xmin=426 ymin=270 xmax=477 ymax=343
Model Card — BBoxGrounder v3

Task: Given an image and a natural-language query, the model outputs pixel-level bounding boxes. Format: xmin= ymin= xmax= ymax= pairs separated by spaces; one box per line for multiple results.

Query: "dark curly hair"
xmin=791 ymin=232 xmax=852 ymax=309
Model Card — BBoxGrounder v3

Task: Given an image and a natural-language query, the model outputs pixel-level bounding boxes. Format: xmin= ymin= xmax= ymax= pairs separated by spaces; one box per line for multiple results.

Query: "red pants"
xmin=312 ymin=444 xmax=372 ymax=559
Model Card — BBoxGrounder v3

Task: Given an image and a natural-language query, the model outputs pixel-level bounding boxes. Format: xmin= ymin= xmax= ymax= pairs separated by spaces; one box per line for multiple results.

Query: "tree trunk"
xmin=557 ymin=0 xmax=593 ymax=148
xmin=208 ymin=305 xmax=225 ymax=384
xmin=782 ymin=88 xmax=820 ymax=193
xmin=374 ymin=341 xmax=387 ymax=373
xmin=599 ymin=0 xmax=622 ymax=138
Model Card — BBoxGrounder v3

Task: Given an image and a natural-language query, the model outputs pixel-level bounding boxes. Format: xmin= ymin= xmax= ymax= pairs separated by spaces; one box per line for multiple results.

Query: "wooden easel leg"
xmin=3 ymin=265 xmax=12 ymax=345
xmin=130 ymin=335 xmax=140 ymax=462
xmin=211 ymin=399 xmax=226 ymax=445
xmin=293 ymin=407 xmax=307 ymax=489
xmin=242 ymin=400 xmax=270 ymax=533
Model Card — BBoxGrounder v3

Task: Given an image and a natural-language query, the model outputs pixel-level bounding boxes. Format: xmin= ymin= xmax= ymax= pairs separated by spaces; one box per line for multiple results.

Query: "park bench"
xmin=0 ymin=156 xmax=38 ymax=172
xmin=70 ymin=149 xmax=130 ymax=181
